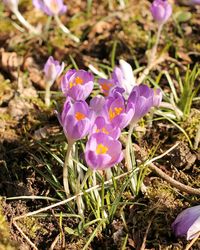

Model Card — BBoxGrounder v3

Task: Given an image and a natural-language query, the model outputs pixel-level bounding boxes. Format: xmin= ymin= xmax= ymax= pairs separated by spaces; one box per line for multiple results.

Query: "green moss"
xmin=18 ymin=217 xmax=48 ymax=239
xmin=180 ymin=109 xmax=200 ymax=141
xmin=0 ymin=199 xmax=18 ymax=249
xmin=0 ymin=18 xmax=14 ymax=32
xmin=50 ymin=32 xmax=67 ymax=49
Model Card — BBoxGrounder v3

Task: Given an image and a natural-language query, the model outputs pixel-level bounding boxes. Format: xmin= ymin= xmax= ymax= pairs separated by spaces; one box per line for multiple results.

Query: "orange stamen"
xmin=96 ymin=144 xmax=108 ymax=154
xmin=96 ymin=127 xmax=109 ymax=134
xmin=75 ymin=77 xmax=83 ymax=85
xmin=109 ymin=107 xmax=123 ymax=120
xmin=75 ymin=112 xmax=86 ymax=121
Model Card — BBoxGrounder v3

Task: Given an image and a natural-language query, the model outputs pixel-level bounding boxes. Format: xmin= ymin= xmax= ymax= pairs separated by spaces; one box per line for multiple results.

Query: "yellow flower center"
xmin=101 ymin=82 xmax=112 ymax=91
xmin=69 ymin=77 xmax=84 ymax=88
xmin=109 ymin=107 xmax=123 ymax=120
xmin=75 ymin=77 xmax=83 ymax=84
xmin=75 ymin=112 xmax=85 ymax=121
xmin=96 ymin=144 xmax=108 ymax=155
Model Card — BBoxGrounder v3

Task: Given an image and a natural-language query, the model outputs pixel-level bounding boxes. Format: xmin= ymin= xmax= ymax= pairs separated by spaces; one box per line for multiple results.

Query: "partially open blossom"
xmin=112 ymin=59 xmax=136 ymax=98
xmin=172 ymin=205 xmax=200 ymax=240
xmin=151 ymin=0 xmax=172 ymax=24
xmin=61 ymin=70 xmax=94 ymax=101
xmin=102 ymin=91 xmax=134 ymax=129
xmin=3 ymin=0 xmax=19 ymax=12
xmin=44 ymin=56 xmax=64 ymax=84
xmin=127 ymin=84 xmax=155 ymax=124
xmin=33 ymin=0 xmax=67 ymax=16
xmin=90 ymin=116 xmax=121 ymax=140
xmin=85 ymin=133 xmax=123 ymax=170
xmin=98 ymin=78 xmax=115 ymax=96
xmin=57 ymin=98 xmax=93 ymax=143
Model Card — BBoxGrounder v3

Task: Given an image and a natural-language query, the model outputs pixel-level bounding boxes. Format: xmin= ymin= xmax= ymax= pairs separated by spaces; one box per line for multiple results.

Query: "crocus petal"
xmin=172 ymin=205 xmax=200 ymax=240
xmin=44 ymin=56 xmax=64 ymax=84
xmin=127 ymin=84 xmax=156 ymax=124
xmin=57 ymin=99 xmax=92 ymax=142
xmin=33 ymin=0 xmax=67 ymax=16
xmin=85 ymin=133 xmax=123 ymax=170
xmin=112 ymin=60 xmax=136 ymax=98
xmin=90 ymin=95 xmax=105 ymax=115
xmin=151 ymin=0 xmax=172 ymax=24
xmin=61 ymin=70 xmax=94 ymax=101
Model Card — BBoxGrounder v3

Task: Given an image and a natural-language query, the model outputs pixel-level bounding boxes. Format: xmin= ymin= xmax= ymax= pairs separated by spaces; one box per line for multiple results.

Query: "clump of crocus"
xmin=44 ymin=56 xmax=64 ymax=107
xmin=61 ymin=69 xmax=94 ymax=101
xmin=149 ymin=0 xmax=172 ymax=65
xmin=172 ymin=205 xmax=200 ymax=240
xmin=3 ymin=0 xmax=40 ymax=34
xmin=33 ymin=0 xmax=79 ymax=42
xmin=56 ymin=64 xmax=162 ymax=198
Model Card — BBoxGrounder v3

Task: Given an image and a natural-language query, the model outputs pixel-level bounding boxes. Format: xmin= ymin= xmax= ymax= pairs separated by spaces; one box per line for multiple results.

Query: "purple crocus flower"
xmin=33 ymin=0 xmax=67 ymax=16
xmin=98 ymin=78 xmax=115 ymax=96
xmin=44 ymin=56 xmax=64 ymax=84
xmin=61 ymin=69 xmax=94 ymax=101
xmin=102 ymin=91 xmax=134 ymax=129
xmin=112 ymin=59 xmax=136 ymax=98
xmin=151 ymin=0 xmax=172 ymax=24
xmin=3 ymin=0 xmax=19 ymax=12
xmin=172 ymin=205 xmax=200 ymax=240
xmin=85 ymin=133 xmax=123 ymax=170
xmin=127 ymin=84 xmax=155 ymax=124
xmin=90 ymin=116 xmax=121 ymax=140
xmin=190 ymin=0 xmax=200 ymax=4
xmin=57 ymin=98 xmax=93 ymax=143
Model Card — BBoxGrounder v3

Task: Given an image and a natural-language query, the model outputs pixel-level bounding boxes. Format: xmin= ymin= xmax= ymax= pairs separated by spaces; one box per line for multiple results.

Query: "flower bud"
xmin=151 ymin=0 xmax=172 ymax=24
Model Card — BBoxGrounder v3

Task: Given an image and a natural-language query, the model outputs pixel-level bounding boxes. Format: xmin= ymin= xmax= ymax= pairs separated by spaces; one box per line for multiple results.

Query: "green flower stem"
xmin=63 ymin=142 xmax=74 ymax=198
xmin=125 ymin=122 xmax=137 ymax=193
xmin=14 ymin=9 xmax=40 ymax=35
xmin=54 ymin=15 xmax=80 ymax=43
xmin=148 ymin=23 xmax=163 ymax=66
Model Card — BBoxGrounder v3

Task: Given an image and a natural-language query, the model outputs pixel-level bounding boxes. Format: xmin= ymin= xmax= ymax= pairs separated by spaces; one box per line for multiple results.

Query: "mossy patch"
xmin=0 ymin=199 xmax=18 ymax=250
